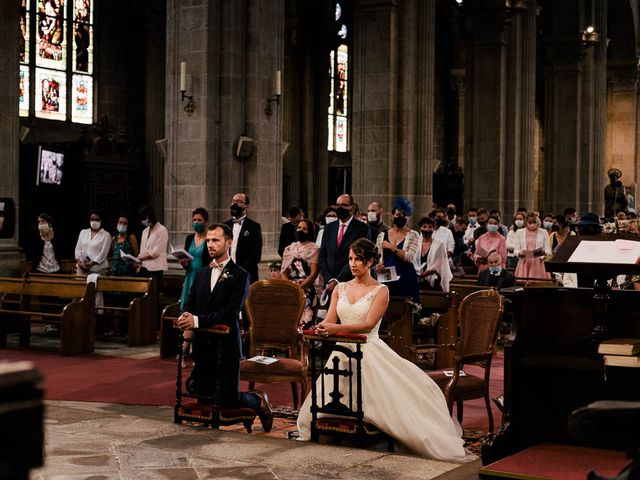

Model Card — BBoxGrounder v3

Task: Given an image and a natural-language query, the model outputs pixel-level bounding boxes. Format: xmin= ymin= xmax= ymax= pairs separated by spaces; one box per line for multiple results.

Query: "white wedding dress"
xmin=297 ymin=283 xmax=475 ymax=463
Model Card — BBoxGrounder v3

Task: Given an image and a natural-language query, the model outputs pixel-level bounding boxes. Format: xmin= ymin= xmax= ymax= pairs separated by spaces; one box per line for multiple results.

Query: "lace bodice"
xmin=336 ymin=282 xmax=386 ymax=340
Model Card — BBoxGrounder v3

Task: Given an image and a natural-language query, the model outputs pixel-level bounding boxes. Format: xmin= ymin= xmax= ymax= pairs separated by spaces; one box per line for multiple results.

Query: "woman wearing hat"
xmin=513 ymin=212 xmax=551 ymax=280
xmin=604 ymin=168 xmax=628 ymax=220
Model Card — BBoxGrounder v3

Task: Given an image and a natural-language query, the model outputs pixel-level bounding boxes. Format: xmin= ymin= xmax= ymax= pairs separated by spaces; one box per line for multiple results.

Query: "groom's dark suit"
xmin=318 ymin=217 xmax=370 ymax=285
xmin=183 ymin=259 xmax=258 ymax=409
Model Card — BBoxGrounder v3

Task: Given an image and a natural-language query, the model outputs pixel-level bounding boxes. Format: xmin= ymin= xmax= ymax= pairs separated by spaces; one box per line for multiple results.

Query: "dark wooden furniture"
xmin=0 ymin=277 xmax=96 ymax=355
xmin=0 ymin=362 xmax=44 ymax=480
xmin=174 ymin=324 xmax=257 ymax=431
xmin=239 ymin=279 xmax=308 ymax=408
xmin=383 ymin=296 xmax=413 ymax=360
xmin=427 ymin=289 xmax=504 ymax=432
xmin=160 ymin=302 xmax=181 ymax=359
xmin=304 ymin=330 xmax=395 ymax=451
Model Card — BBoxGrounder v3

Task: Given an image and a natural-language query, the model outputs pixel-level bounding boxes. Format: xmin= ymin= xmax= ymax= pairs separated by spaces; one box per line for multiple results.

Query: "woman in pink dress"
xmin=473 ymin=215 xmax=507 ymax=273
xmin=513 ymin=213 xmax=551 ymax=279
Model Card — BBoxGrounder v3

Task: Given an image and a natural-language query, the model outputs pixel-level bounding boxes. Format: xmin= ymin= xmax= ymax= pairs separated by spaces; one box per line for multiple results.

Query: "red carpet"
xmin=0 ymin=348 xmax=503 ymax=431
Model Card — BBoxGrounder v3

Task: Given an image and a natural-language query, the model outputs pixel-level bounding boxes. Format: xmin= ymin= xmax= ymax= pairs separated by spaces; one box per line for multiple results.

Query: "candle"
xmin=180 ymin=61 xmax=187 ymax=92
xmin=274 ymin=70 xmax=282 ymax=96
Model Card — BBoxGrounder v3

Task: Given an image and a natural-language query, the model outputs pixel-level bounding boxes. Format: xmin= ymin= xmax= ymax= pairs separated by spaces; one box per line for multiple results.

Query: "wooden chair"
xmin=427 ymin=289 xmax=504 ymax=432
xmin=239 ymin=279 xmax=308 ymax=409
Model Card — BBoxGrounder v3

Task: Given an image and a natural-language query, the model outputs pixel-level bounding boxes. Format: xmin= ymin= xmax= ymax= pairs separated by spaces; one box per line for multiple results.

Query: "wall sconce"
xmin=264 ymin=70 xmax=282 ymax=118
xmin=581 ymin=25 xmax=600 ymax=46
xmin=180 ymin=61 xmax=195 ymax=114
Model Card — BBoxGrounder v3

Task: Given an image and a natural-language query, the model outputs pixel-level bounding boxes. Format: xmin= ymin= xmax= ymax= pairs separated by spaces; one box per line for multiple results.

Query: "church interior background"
xmin=0 ymin=0 xmax=639 ymax=273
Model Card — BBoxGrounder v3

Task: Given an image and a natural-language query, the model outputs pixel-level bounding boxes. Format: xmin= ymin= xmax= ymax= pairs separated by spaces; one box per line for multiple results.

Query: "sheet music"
xmin=568 ymin=240 xmax=640 ymax=264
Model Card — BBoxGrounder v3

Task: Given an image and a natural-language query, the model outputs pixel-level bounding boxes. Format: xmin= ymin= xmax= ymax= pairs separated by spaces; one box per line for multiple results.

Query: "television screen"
xmin=37 ymin=147 xmax=64 ymax=185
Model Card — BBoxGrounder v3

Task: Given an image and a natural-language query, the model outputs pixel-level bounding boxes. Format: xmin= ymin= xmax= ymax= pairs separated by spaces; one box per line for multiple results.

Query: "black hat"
xmin=575 ymin=212 xmax=600 ymax=226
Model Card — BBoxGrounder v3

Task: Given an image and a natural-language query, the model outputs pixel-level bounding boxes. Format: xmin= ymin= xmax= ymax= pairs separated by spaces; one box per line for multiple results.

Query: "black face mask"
xmin=421 ymin=230 xmax=433 ymax=239
xmin=436 ymin=218 xmax=449 ymax=228
xmin=230 ymin=204 xmax=245 ymax=218
xmin=295 ymin=231 xmax=310 ymax=243
xmin=447 ymin=209 xmax=456 ymax=220
xmin=335 ymin=206 xmax=351 ymax=221
xmin=393 ymin=216 xmax=408 ymax=228
xmin=478 ymin=219 xmax=487 ymax=227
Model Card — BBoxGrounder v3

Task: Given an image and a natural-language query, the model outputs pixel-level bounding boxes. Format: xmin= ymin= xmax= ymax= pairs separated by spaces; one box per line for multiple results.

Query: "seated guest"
xmin=111 ymin=214 xmax=140 ymax=277
xmin=477 ymin=251 xmax=516 ymax=289
xmin=282 ymin=219 xmax=320 ymax=330
xmin=473 ymin=215 xmax=507 ymax=273
xmin=268 ymin=260 xmax=283 ymax=279
xmin=417 ymin=217 xmax=452 ymax=292
xmin=506 ymin=212 xmax=525 ymax=269
xmin=514 ymin=213 xmax=551 ymax=280
xmin=374 ymin=197 xmax=420 ymax=302
xmin=278 ymin=206 xmax=304 ymax=257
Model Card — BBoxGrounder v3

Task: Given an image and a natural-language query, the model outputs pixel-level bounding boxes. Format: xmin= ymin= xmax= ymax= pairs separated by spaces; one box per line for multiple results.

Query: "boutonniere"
xmin=243 ymin=230 xmax=250 ymax=237
xmin=218 ymin=269 xmax=234 ymax=284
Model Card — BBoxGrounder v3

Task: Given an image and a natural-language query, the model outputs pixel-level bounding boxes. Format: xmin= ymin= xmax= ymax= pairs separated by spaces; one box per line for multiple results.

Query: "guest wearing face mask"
xmin=366 ymin=201 xmax=389 ymax=240
xmin=506 ymin=213 xmax=526 ymax=269
xmin=224 ymin=192 xmax=262 ymax=284
xmin=315 ymin=206 xmax=338 ymax=247
xmin=111 ymin=214 xmax=140 ymax=277
xmin=463 ymin=207 xmax=479 ymax=245
xmin=179 ymin=207 xmax=212 ymax=309
xmin=417 ymin=217 xmax=452 ymax=292
xmin=514 ymin=213 xmax=551 ymax=280
xmin=136 ymin=205 xmax=169 ymax=281
xmin=477 ymin=251 xmax=516 ymax=289
xmin=75 ymin=209 xmax=111 ymax=276
xmin=472 ymin=208 xmax=490 ymax=241
xmin=542 ymin=213 xmax=556 ymax=234
xmin=278 ymin=206 xmax=304 ymax=258
xmin=446 ymin=203 xmax=457 ymax=227
xmin=374 ymin=197 xmax=420 ymax=302
xmin=432 ymin=210 xmax=455 ymax=257
xmin=473 ymin=216 xmax=507 ymax=273
xmin=281 ymin=219 xmax=320 ymax=330
xmin=29 ymin=213 xmax=63 ymax=274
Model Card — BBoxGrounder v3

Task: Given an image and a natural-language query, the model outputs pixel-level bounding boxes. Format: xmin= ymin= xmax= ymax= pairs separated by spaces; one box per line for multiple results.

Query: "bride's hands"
xmin=316 ymin=322 xmax=340 ymax=336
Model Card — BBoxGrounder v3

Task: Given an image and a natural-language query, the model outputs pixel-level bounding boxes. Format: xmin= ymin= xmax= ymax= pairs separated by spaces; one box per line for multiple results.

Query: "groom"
xmin=177 ymin=223 xmax=273 ymax=431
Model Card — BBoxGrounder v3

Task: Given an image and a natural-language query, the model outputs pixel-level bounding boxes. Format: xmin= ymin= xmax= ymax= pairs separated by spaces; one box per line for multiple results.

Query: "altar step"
xmin=479 ymin=443 xmax=629 ymax=480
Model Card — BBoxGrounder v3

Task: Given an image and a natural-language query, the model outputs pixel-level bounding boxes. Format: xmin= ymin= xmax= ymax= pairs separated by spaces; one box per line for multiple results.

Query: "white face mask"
xmin=90 ymin=221 xmax=101 ymax=230
xmin=325 ymin=216 xmax=338 ymax=225
xmin=367 ymin=211 xmax=378 ymax=223
xmin=116 ymin=223 xmax=127 ymax=233
xmin=38 ymin=223 xmax=51 ymax=235
xmin=515 ymin=219 xmax=524 ymax=228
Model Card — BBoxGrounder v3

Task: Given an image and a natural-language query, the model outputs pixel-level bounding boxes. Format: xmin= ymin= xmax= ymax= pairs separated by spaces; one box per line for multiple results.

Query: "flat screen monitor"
xmin=37 ymin=146 xmax=64 ymax=186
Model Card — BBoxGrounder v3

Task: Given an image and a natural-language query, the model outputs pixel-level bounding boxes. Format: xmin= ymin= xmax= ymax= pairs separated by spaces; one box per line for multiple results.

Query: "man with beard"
xmin=225 ymin=192 xmax=262 ymax=284
xmin=318 ymin=193 xmax=369 ymax=292
xmin=177 ymin=224 xmax=273 ymax=431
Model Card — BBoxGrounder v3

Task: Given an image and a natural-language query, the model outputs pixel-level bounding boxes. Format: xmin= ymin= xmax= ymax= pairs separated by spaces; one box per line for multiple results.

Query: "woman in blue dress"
xmin=179 ymin=207 xmax=212 ymax=309
xmin=374 ymin=197 xmax=420 ymax=302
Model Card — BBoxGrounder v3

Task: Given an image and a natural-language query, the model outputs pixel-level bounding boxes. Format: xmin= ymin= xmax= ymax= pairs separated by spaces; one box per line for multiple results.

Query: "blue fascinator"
xmin=393 ymin=197 xmax=414 ymax=216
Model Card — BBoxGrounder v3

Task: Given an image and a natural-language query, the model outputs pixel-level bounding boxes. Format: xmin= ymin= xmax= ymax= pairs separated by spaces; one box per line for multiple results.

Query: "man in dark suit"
xmin=225 ymin=193 xmax=262 ymax=284
xmin=477 ymin=250 xmax=516 ymax=289
xmin=319 ymin=193 xmax=370 ymax=293
xmin=278 ymin=206 xmax=304 ymax=257
xmin=177 ymin=223 xmax=273 ymax=431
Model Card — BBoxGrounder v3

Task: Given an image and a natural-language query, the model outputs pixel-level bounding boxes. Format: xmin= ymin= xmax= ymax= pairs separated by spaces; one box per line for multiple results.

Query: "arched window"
xmin=327 ymin=1 xmax=351 ymax=152
xmin=19 ymin=0 xmax=94 ymax=124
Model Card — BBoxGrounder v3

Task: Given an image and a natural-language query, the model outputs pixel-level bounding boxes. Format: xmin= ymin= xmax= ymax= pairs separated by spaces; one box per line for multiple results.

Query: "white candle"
xmin=180 ymin=61 xmax=187 ymax=92
xmin=274 ymin=70 xmax=282 ymax=96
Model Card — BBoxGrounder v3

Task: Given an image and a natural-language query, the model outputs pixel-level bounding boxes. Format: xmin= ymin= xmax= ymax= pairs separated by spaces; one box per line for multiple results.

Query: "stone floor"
xmin=32 ymin=401 xmax=481 ymax=480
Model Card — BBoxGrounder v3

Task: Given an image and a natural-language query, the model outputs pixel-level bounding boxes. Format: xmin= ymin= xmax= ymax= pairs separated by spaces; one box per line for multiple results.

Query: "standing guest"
xmin=224 ymin=192 xmax=262 ymax=284
xmin=29 ymin=213 xmax=63 ymax=274
xmin=549 ymin=214 xmax=575 ymax=253
xmin=374 ymin=197 xmax=420 ymax=302
xmin=463 ymin=207 xmax=480 ymax=245
xmin=136 ymin=205 xmax=169 ymax=280
xmin=282 ymin=219 xmax=320 ymax=330
xmin=514 ymin=213 xmax=551 ymax=280
xmin=432 ymin=212 xmax=455 ymax=257
xmin=278 ymin=206 xmax=304 ymax=257
xmin=177 ymin=224 xmax=274 ymax=431
xmin=472 ymin=208 xmax=490 ymax=241
xmin=366 ymin=201 xmax=389 ymax=240
xmin=477 ymin=251 xmax=516 ymax=289
xmin=417 ymin=217 xmax=452 ymax=292
xmin=542 ymin=213 xmax=556 ymax=233
xmin=179 ymin=207 xmax=211 ymax=309
xmin=506 ymin=212 xmax=525 ymax=269
xmin=564 ymin=207 xmax=578 ymax=232
xmin=315 ymin=206 xmax=338 ymax=247
xmin=75 ymin=209 xmax=111 ymax=276
xmin=111 ymin=214 xmax=139 ymax=277
xmin=318 ymin=193 xmax=369 ymax=293
xmin=473 ymin=215 xmax=507 ymax=273
xmin=490 ymin=209 xmax=509 ymax=237
xmin=446 ymin=203 xmax=458 ymax=227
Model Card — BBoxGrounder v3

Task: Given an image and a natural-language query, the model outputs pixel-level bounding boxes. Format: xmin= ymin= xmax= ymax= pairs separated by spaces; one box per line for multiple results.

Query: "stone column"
xmin=0 ymin=0 xmax=24 ymax=274
xmin=450 ymin=69 xmax=466 ymax=172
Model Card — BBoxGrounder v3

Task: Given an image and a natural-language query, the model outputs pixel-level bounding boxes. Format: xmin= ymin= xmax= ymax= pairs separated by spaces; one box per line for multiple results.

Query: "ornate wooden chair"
xmin=239 ymin=279 xmax=308 ymax=408
xmin=175 ymin=324 xmax=257 ymax=432
xmin=426 ymin=289 xmax=504 ymax=432
xmin=304 ymin=330 xmax=394 ymax=451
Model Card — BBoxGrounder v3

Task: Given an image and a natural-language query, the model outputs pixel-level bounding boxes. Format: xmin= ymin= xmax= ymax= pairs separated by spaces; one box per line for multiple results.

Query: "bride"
xmin=296 ymin=238 xmax=475 ymax=462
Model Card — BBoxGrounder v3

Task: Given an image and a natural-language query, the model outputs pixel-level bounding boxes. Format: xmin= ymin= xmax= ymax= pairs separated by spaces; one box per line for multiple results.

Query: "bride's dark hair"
xmin=350 ymin=238 xmax=380 ymax=264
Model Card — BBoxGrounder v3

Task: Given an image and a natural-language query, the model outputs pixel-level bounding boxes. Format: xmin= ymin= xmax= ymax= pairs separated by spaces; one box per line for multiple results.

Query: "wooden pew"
xmin=0 ymin=277 xmax=96 ymax=355
xmin=19 ymin=259 xmax=77 ymax=276
xmin=25 ymin=273 xmax=157 ymax=346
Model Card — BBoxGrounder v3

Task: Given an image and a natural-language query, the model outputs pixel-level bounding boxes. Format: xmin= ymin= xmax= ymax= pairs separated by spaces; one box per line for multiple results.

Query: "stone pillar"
xmin=0 ymin=0 xmax=24 ymax=274
xmin=464 ymin=3 xmax=508 ymax=212
xmin=450 ymin=69 xmax=466 ymax=172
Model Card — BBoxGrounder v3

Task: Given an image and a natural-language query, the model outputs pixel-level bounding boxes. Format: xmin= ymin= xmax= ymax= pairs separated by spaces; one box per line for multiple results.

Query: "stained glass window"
xmin=327 ymin=2 xmax=351 ymax=152
xmin=19 ymin=0 xmax=94 ymax=123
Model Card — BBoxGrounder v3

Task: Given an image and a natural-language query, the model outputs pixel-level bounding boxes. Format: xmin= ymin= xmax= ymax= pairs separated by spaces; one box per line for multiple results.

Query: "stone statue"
xmin=604 ymin=168 xmax=628 ymax=220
